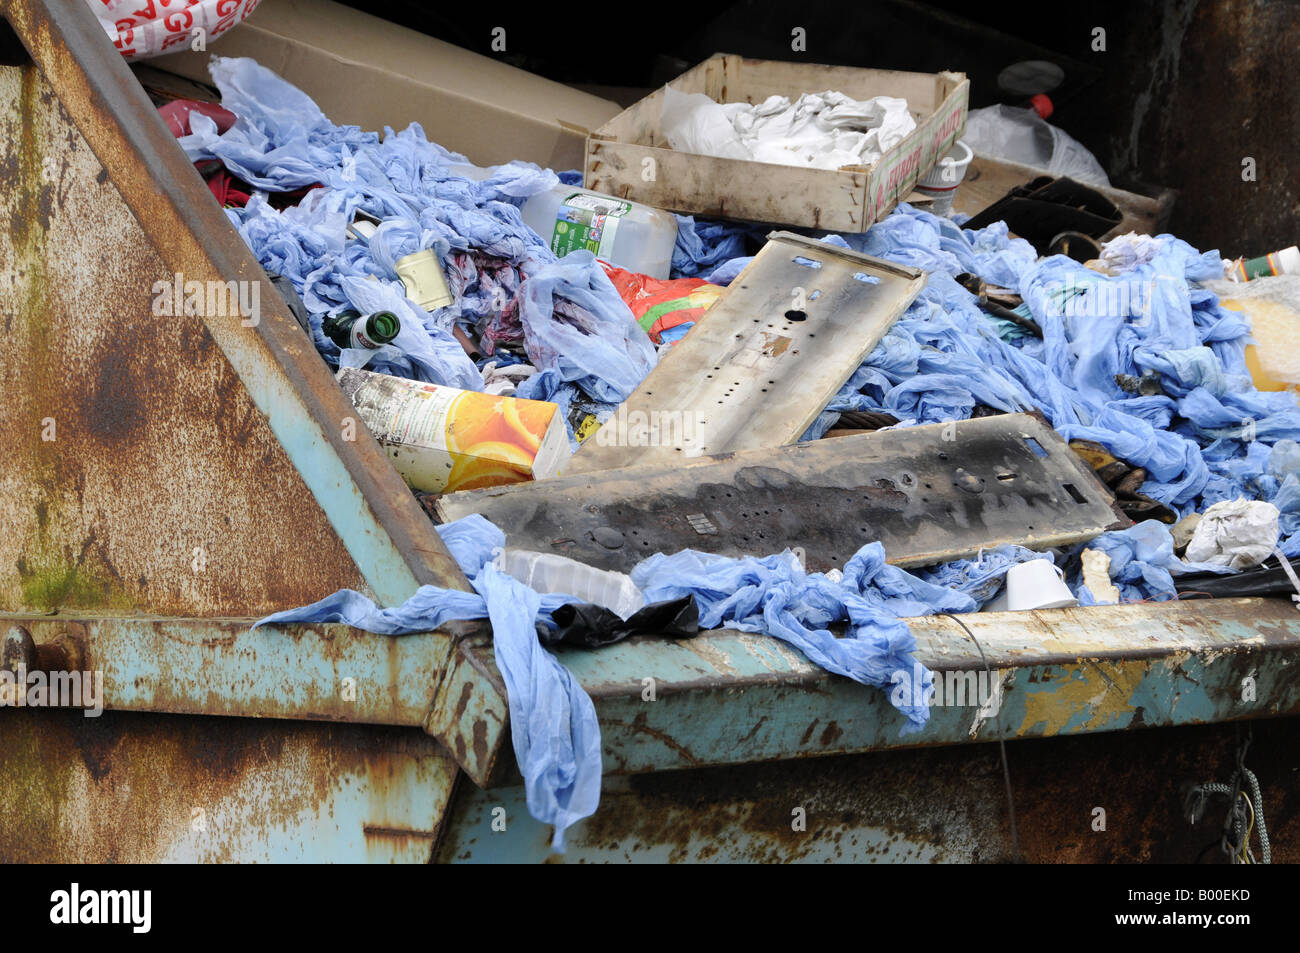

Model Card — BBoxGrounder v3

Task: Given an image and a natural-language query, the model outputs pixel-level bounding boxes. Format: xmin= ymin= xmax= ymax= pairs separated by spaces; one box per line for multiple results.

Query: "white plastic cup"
xmin=915 ymin=139 xmax=974 ymax=217
xmin=1004 ymin=558 xmax=1078 ymax=611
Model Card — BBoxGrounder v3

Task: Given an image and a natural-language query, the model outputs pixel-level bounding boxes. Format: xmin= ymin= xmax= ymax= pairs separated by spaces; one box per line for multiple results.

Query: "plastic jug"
xmin=452 ymin=164 xmax=678 ymax=279
xmin=497 ymin=549 xmax=646 ymax=619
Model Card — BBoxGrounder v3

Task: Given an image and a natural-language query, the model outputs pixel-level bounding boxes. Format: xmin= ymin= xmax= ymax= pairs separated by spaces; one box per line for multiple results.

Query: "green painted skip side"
xmin=455 ymin=597 xmax=1300 ymax=776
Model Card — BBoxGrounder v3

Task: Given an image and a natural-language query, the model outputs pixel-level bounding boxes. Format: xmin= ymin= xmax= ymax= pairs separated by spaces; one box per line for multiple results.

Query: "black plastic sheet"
xmin=538 ymin=596 xmax=700 ymax=649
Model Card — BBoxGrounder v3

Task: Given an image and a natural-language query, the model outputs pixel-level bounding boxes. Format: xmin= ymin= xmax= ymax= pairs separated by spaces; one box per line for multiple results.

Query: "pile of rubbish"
xmin=166 ymin=56 xmax=1300 ymax=851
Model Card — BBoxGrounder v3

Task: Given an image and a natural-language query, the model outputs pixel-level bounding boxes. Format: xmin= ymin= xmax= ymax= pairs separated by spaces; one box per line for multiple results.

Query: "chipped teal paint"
xmin=482 ymin=597 xmax=1300 ymax=774
xmin=1004 ymin=650 xmax=1287 ymax=739
xmin=0 ymin=614 xmax=450 ymax=725
xmin=437 ymin=779 xmax=956 ymax=864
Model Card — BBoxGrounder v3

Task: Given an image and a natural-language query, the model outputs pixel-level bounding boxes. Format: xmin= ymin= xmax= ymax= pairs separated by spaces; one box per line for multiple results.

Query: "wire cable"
xmin=941 ymin=611 xmax=1020 ymax=862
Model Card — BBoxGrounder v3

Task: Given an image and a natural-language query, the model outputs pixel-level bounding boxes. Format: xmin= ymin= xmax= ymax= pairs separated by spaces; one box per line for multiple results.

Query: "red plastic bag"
xmin=157 ymin=99 xmax=237 ymax=138
xmin=600 ymin=263 xmax=723 ymax=345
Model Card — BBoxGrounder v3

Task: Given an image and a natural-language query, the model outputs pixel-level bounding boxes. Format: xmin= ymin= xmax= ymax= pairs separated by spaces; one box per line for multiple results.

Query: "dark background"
xmin=341 ymin=0 xmax=1299 ymax=256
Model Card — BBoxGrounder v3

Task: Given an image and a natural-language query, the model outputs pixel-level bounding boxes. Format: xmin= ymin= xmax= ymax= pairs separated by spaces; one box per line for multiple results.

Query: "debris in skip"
xmin=165 ymin=45 xmax=1300 ymax=856
xmin=5 ymin=0 xmax=1298 ymax=867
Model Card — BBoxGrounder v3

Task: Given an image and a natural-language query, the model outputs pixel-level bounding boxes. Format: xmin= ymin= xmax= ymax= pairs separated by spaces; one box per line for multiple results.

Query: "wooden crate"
xmin=585 ymin=54 xmax=969 ymax=232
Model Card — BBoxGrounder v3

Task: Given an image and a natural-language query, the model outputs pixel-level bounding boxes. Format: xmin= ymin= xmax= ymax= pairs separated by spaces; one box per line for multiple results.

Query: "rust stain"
xmin=540 ymin=717 xmax=1300 ymax=863
xmin=0 ymin=708 xmax=456 ymax=862
xmin=0 ymin=55 xmax=369 ymax=616
xmin=601 ymin=711 xmax=700 ymax=766
xmin=758 ymin=332 xmax=791 ymax=358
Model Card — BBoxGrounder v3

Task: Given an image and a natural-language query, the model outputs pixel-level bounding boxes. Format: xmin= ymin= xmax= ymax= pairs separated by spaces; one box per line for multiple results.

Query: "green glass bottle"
xmin=322 ymin=309 xmax=401 ymax=349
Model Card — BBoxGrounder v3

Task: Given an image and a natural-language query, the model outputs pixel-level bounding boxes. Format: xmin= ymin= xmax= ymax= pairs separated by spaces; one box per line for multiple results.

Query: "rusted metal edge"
xmin=0 ymin=0 xmax=468 ymax=606
xmin=422 ymin=633 xmax=513 ymax=788
xmin=0 ymin=613 xmax=449 ymax=726
xmin=0 ymin=610 xmax=509 ymax=787
xmin=455 ymin=596 xmax=1300 ymax=780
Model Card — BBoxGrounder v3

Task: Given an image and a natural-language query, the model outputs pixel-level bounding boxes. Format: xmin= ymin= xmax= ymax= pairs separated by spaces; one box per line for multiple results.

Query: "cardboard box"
xmin=336 ymin=367 xmax=569 ymax=493
xmin=152 ymin=0 xmax=621 ymax=170
xmin=585 ymin=54 xmax=969 ymax=232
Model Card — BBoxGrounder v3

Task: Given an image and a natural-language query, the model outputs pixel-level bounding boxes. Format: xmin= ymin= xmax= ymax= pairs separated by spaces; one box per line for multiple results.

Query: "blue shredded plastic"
xmin=783 ymin=206 xmax=1300 ymax=593
xmin=186 ymin=57 xmax=656 ymax=415
xmin=253 ymin=515 xmax=600 ymax=853
xmin=630 ymin=543 xmax=1047 ymax=731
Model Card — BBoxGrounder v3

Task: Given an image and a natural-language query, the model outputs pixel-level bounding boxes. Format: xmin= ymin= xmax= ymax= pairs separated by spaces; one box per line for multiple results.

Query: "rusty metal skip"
xmin=0 ymin=0 xmax=1297 ymax=863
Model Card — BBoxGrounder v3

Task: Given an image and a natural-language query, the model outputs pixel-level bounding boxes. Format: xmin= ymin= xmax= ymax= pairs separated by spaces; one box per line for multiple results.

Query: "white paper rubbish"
xmin=1080 ymin=548 xmax=1121 ymax=604
xmin=660 ymin=86 xmax=917 ymax=171
xmin=1184 ymin=498 xmax=1281 ymax=570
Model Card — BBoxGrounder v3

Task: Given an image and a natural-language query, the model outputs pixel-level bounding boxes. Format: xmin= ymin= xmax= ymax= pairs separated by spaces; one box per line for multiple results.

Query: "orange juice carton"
xmin=336 ymin=366 xmax=570 ymax=493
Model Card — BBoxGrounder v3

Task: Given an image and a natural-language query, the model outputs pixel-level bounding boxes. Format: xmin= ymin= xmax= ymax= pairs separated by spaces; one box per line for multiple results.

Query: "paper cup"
xmin=1004 ymin=558 xmax=1078 ymax=611
xmin=915 ymin=140 xmax=974 ymax=217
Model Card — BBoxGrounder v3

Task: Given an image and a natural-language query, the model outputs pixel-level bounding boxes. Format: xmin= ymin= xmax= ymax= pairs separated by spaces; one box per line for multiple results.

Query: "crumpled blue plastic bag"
xmin=513 ymin=249 xmax=657 ymax=404
xmin=191 ymin=56 xmax=655 ymax=406
xmin=252 ymin=514 xmax=599 ymax=853
xmin=631 ymin=545 xmax=958 ymax=733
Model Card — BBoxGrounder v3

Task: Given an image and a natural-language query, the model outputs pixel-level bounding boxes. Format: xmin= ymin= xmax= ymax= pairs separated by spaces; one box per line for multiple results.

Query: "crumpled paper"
xmin=1185 ymin=498 xmax=1281 ymax=570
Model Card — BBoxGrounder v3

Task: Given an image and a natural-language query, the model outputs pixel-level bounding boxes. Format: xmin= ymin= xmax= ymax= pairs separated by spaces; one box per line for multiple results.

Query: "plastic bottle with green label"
xmin=451 ymin=164 xmax=678 ymax=279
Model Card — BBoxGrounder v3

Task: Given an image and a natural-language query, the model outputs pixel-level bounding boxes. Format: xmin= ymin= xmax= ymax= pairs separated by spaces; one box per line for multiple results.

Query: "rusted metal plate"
xmin=438 ymin=717 xmax=1300 ymax=863
xmin=0 ymin=0 xmax=471 ymax=610
xmin=422 ymin=634 xmax=513 ymax=786
xmin=450 ymin=597 xmax=1300 ymax=777
xmin=0 ymin=0 xmax=514 ymax=787
xmin=0 ymin=613 xmax=451 ymax=726
xmin=0 ymin=708 xmax=458 ymax=862
xmin=439 ymin=413 xmax=1128 ymax=573
xmin=0 ymin=59 xmax=367 ymax=615
xmin=567 ymin=232 xmax=925 ymax=474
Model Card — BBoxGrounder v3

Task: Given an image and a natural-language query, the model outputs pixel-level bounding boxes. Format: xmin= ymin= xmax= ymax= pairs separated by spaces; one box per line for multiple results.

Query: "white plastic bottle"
xmin=452 ymin=164 xmax=678 ymax=279
xmin=497 ymin=549 xmax=646 ymax=619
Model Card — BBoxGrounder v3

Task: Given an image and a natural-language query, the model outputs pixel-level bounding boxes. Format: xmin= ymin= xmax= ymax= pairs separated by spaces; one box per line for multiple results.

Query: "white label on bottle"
xmin=351 ymin=322 xmax=385 ymax=349
xmin=551 ymin=193 xmax=631 ymax=259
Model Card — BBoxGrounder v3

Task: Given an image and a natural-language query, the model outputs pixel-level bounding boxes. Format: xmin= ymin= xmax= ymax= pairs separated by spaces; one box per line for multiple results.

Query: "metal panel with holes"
xmin=439 ymin=413 xmax=1130 ymax=572
xmin=568 ymin=232 xmax=925 ymax=474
